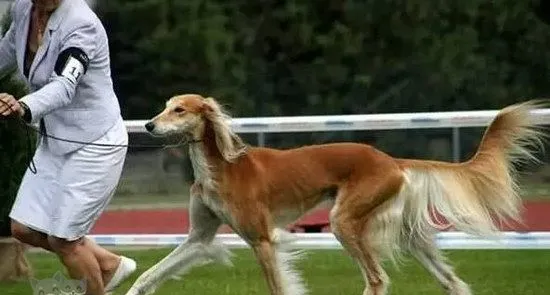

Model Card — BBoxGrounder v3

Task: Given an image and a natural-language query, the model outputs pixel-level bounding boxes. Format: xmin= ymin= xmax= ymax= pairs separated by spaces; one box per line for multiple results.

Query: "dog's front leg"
xmin=125 ymin=195 xmax=226 ymax=295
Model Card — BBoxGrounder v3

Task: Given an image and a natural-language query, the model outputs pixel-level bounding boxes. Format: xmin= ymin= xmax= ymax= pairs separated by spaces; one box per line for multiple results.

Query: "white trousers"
xmin=10 ymin=118 xmax=128 ymax=241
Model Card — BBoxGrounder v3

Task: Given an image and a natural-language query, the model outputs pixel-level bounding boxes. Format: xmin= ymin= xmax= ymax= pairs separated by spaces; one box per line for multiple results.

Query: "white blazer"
xmin=0 ymin=0 xmax=124 ymax=155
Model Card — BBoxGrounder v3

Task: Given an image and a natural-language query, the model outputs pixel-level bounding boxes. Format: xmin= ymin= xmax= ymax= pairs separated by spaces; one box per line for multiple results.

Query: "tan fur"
xmin=128 ymin=95 xmax=548 ymax=295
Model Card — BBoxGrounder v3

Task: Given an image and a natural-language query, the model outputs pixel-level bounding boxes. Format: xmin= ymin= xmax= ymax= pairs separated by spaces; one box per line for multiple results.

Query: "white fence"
xmin=126 ymin=107 xmax=550 ymax=162
xmin=89 ymin=232 xmax=550 ymax=250
xmin=107 ymin=107 xmax=550 ymax=250
xmin=126 ymin=108 xmax=550 ymax=133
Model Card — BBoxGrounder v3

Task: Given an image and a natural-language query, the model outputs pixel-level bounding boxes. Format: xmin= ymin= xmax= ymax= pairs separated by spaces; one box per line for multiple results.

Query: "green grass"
xmin=3 ymin=248 xmax=550 ymax=295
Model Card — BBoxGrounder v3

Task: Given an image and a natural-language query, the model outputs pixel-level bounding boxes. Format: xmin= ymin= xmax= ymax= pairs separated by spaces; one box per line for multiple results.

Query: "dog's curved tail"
xmin=397 ymin=100 xmax=549 ymax=243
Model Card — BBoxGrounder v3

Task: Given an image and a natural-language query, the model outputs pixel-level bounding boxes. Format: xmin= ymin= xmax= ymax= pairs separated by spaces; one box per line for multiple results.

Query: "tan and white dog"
xmin=125 ymin=94 xmax=547 ymax=295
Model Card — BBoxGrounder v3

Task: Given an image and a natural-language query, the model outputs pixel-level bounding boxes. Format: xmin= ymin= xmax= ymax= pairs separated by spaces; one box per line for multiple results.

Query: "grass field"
xmin=3 ymin=248 xmax=550 ymax=295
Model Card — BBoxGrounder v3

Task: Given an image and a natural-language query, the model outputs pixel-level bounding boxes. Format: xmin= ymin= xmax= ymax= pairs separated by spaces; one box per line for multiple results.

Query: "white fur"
xmin=125 ymin=237 xmax=233 ymax=295
xmin=402 ymin=169 xmax=502 ymax=243
xmin=364 ymin=187 xmax=407 ymax=265
xmin=189 ymin=144 xmax=216 ymax=191
xmin=124 ymin=192 xmax=231 ymax=295
xmin=188 ymin=144 xmax=238 ymax=228
xmin=406 ymin=231 xmax=472 ymax=295
xmin=271 ymin=228 xmax=298 ymax=247
xmin=125 ymin=242 xmax=204 ymax=295
xmin=171 ymin=240 xmax=234 ymax=280
xmin=275 ymin=250 xmax=307 ymax=295
xmin=271 ymin=228 xmax=308 ymax=295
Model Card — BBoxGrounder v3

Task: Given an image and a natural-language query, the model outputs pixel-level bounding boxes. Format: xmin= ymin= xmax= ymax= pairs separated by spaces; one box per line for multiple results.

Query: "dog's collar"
xmin=187 ymin=139 xmax=203 ymax=144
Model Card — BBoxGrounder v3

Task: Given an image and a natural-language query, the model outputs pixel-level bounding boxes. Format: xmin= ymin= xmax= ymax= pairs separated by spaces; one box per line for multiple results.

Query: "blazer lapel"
xmin=27 ymin=1 xmax=70 ymax=82
xmin=28 ymin=28 xmax=52 ymax=82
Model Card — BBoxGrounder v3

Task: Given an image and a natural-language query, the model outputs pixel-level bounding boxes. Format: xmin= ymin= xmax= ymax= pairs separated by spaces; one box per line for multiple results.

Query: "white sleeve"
xmin=19 ymin=22 xmax=97 ymax=124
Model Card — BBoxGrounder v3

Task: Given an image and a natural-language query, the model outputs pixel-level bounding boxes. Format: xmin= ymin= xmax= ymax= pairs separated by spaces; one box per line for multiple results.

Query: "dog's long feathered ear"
xmin=201 ymin=97 xmax=216 ymax=116
xmin=200 ymin=96 xmax=246 ymax=162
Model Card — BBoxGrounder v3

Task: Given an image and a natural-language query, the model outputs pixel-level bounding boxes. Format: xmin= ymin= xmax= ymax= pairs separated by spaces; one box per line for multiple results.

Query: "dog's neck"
xmin=189 ymin=122 xmax=224 ymax=190
xmin=189 ymin=144 xmax=214 ymax=189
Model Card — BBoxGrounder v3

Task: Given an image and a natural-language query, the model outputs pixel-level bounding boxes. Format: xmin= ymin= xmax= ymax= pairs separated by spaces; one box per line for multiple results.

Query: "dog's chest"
xmin=201 ymin=190 xmax=227 ymax=218
xmin=189 ymin=146 xmax=214 ymax=188
xmin=189 ymin=146 xmax=233 ymax=224
xmin=201 ymin=192 xmax=237 ymax=226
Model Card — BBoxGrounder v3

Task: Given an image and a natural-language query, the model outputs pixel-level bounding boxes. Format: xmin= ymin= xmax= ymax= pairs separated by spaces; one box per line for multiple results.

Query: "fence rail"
xmin=89 ymin=232 xmax=550 ymax=249
xmin=125 ymin=108 xmax=550 ymax=133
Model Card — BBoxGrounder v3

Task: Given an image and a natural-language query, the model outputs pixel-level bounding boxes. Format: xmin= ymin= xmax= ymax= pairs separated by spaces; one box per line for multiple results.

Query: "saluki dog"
xmin=125 ymin=94 xmax=547 ymax=295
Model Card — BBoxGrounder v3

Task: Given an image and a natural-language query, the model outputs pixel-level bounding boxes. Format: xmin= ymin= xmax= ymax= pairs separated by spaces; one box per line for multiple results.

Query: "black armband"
xmin=54 ymin=47 xmax=90 ymax=84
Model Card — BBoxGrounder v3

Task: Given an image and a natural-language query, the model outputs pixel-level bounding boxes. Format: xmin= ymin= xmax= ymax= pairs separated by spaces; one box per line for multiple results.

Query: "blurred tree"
xmin=0 ymin=5 xmax=34 ymax=282
xmin=96 ymin=0 xmax=550 ymax=159
xmin=532 ymin=0 xmax=550 ymax=25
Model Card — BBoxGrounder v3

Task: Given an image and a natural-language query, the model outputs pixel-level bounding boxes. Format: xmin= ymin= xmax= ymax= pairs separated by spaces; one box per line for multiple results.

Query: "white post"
xmin=452 ymin=127 xmax=460 ymax=162
xmin=257 ymin=132 xmax=266 ymax=147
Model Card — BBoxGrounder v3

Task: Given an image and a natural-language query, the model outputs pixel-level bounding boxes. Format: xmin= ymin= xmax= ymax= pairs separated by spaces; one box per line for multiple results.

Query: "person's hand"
xmin=0 ymin=93 xmax=24 ymax=117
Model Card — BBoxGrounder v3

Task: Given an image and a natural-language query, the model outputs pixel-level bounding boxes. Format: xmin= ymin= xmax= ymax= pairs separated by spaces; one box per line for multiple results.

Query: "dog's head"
xmin=145 ymin=94 xmax=214 ymax=138
xmin=146 ymin=94 xmax=246 ymax=162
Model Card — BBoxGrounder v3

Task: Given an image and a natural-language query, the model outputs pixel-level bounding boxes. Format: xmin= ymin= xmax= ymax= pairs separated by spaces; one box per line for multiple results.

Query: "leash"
xmin=0 ymin=99 xmax=200 ymax=174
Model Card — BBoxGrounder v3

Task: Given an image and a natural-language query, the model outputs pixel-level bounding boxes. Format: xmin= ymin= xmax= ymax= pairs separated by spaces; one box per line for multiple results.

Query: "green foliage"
xmin=0 ymin=6 xmax=34 ymax=237
xmin=95 ymin=0 xmax=550 ymax=159
xmin=97 ymin=0 xmax=550 ymax=114
xmin=532 ymin=0 xmax=550 ymax=25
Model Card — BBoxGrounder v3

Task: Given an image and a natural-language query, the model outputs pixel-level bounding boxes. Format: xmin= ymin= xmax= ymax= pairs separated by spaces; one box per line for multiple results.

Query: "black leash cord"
xmin=0 ymin=99 xmax=198 ymax=174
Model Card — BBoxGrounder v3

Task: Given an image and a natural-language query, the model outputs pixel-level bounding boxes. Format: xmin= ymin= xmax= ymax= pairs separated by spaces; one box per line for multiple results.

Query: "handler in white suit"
xmin=0 ymin=0 xmax=136 ymax=294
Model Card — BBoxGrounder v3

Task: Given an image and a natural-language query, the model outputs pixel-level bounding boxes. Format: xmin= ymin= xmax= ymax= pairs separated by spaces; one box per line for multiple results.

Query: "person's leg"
xmin=50 ymin=118 xmax=135 ymax=292
xmin=9 ymin=142 xmax=60 ymax=253
xmin=82 ymin=237 xmax=123 ymax=283
xmin=48 ymin=236 xmax=105 ymax=295
xmin=10 ymin=219 xmax=124 ymax=283
xmin=10 ymin=220 xmax=53 ymax=251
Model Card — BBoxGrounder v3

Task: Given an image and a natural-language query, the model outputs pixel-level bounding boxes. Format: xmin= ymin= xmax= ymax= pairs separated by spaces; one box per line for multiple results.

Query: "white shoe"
xmin=105 ymin=256 xmax=137 ymax=293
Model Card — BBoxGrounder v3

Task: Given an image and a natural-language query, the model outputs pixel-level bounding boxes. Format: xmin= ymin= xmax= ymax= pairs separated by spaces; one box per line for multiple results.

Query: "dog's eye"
xmin=174 ymin=107 xmax=185 ymax=113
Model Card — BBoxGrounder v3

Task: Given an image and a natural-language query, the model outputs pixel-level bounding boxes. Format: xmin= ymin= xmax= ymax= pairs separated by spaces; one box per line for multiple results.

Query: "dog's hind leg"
xmin=329 ymin=169 xmax=405 ymax=295
xmin=407 ymin=233 xmax=472 ymax=295
xmin=125 ymin=195 xmax=228 ymax=295
xmin=331 ymin=206 xmax=390 ymax=295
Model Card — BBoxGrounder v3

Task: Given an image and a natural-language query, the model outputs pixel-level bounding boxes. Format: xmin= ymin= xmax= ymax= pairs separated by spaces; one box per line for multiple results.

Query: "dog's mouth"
xmin=146 ymin=128 xmax=168 ymax=137
xmin=181 ymin=131 xmax=195 ymax=141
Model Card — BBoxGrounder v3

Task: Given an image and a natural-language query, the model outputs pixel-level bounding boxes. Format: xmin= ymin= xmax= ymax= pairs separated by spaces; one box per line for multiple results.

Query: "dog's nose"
xmin=145 ymin=122 xmax=155 ymax=132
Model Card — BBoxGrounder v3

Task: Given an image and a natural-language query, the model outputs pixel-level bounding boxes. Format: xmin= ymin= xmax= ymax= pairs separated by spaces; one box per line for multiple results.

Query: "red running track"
xmin=90 ymin=201 xmax=550 ymax=235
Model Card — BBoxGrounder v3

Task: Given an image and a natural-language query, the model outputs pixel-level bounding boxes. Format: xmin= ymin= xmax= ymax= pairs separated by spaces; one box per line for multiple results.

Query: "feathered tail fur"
xmin=397 ymin=100 xmax=549 ymax=244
